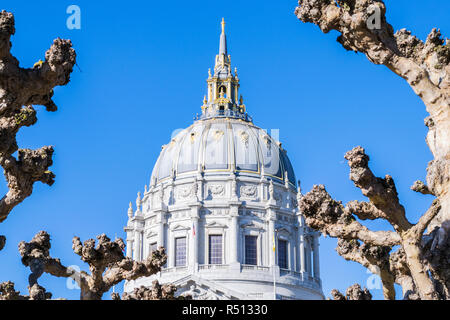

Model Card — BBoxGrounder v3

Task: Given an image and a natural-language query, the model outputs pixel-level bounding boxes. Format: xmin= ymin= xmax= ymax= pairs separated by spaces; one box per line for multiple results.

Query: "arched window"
xmin=218 ymin=85 xmax=227 ymax=98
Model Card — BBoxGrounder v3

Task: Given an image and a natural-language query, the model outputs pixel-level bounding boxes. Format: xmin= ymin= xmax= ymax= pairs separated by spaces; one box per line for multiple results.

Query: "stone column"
xmin=313 ymin=233 xmax=320 ymax=279
xmin=229 ymin=207 xmax=239 ymax=264
xmin=126 ymin=238 xmax=133 ymax=258
xmin=189 ymin=205 xmax=200 ymax=269
xmin=299 ymin=233 xmax=306 ymax=273
xmin=290 ymin=236 xmax=295 ymax=271
xmin=133 ymin=231 xmax=141 ymax=261
xmin=305 ymin=237 xmax=312 ymax=276
xmin=190 ymin=217 xmax=199 ymax=266
xmin=124 ymin=222 xmax=134 ymax=259
xmin=157 ymin=211 xmax=166 ymax=249
xmin=267 ymin=210 xmax=276 ymax=266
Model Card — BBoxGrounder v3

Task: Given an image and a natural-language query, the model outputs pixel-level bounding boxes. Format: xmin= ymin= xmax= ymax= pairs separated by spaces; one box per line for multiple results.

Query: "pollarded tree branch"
xmin=0 ymin=147 xmax=55 ymax=223
xmin=300 ymin=184 xmax=402 ymax=246
xmin=410 ymin=199 xmax=441 ymax=241
xmin=331 ymin=284 xmax=372 ymax=300
xmin=18 ymin=231 xmax=81 ymax=286
xmin=294 ymin=0 xmax=448 ymax=299
xmin=294 ymin=3 xmax=449 ymax=294
xmin=0 ymin=235 xmax=5 ymax=251
xmin=344 ymin=146 xmax=411 ymax=232
xmin=0 ymin=10 xmax=76 ymax=225
xmin=19 ymin=231 xmax=167 ymax=300
xmin=0 ymin=281 xmax=52 ymax=300
xmin=411 ymin=180 xmax=433 ymax=195
xmin=294 ymin=1 xmax=449 ymax=111
xmin=388 ymin=248 xmax=419 ymax=300
xmin=0 ymin=281 xmax=26 ymax=300
xmin=336 ymin=239 xmax=395 ymax=300
xmin=300 ymin=146 xmax=442 ymax=300
xmin=345 ymin=200 xmax=387 ymax=221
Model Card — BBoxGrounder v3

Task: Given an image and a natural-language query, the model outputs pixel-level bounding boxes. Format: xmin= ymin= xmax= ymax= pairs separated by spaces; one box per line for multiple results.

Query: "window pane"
xmin=245 ymin=236 xmax=257 ymax=265
xmin=175 ymin=237 xmax=186 ymax=266
xmin=209 ymin=235 xmax=223 ymax=264
xmin=149 ymin=242 xmax=157 ymax=257
xmin=278 ymin=239 xmax=288 ymax=269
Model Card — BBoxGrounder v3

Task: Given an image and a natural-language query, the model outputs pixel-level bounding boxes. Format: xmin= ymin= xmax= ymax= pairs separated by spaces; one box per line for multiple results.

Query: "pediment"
xmin=170 ymin=224 xmax=191 ymax=231
xmin=174 ymin=277 xmax=245 ymax=300
xmin=240 ymin=222 xmax=264 ymax=231
xmin=277 ymin=227 xmax=291 ymax=236
xmin=146 ymin=230 xmax=158 ymax=238
xmin=205 ymin=221 xmax=228 ymax=229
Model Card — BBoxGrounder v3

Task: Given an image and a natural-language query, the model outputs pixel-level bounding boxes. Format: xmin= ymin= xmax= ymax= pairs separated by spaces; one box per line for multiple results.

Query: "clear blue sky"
xmin=0 ymin=0 xmax=448 ymax=300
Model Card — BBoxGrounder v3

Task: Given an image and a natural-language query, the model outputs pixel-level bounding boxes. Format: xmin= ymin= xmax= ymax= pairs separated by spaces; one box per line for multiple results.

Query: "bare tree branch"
xmin=336 ymin=239 xmax=395 ymax=300
xmin=19 ymin=231 xmax=167 ymax=300
xmin=300 ymin=184 xmax=402 ymax=246
xmin=294 ymin=0 xmax=448 ymax=300
xmin=300 ymin=147 xmax=442 ymax=300
xmin=0 ymin=10 xmax=76 ymax=224
xmin=411 ymin=180 xmax=433 ymax=195
xmin=331 ymin=284 xmax=372 ymax=300
xmin=0 ymin=281 xmax=52 ymax=300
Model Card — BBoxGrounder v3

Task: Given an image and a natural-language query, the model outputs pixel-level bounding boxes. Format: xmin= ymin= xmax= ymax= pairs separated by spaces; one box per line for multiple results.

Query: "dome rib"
xmin=150 ymin=119 xmax=297 ymax=189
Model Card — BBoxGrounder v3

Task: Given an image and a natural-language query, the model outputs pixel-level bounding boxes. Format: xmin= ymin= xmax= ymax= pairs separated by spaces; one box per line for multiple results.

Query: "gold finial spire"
xmin=221 ymin=18 xmax=226 ymax=33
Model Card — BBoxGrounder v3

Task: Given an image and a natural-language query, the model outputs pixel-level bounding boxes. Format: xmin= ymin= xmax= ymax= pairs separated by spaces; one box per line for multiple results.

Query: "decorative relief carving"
xmin=231 ymin=179 xmax=237 ymax=198
xmin=200 ymin=208 xmax=228 ymax=217
xmin=239 ymin=130 xmax=249 ymax=148
xmin=212 ymin=209 xmax=226 ymax=216
xmin=176 ymin=183 xmax=197 ymax=200
xmin=208 ymin=184 xmax=225 ymax=197
xmin=213 ymin=130 xmax=224 ymax=141
xmin=181 ymin=284 xmax=223 ymax=300
xmin=240 ymin=185 xmax=257 ymax=198
xmin=260 ymin=133 xmax=271 ymax=148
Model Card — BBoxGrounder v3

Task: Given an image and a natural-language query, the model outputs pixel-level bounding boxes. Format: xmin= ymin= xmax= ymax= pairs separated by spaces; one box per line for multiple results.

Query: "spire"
xmin=219 ymin=18 xmax=227 ymax=55
xmin=195 ymin=19 xmax=253 ymax=123
xmin=214 ymin=18 xmax=230 ymax=76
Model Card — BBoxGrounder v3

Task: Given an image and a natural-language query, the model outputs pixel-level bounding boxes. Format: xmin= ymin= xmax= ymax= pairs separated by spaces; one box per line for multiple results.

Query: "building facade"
xmin=124 ymin=19 xmax=323 ymax=300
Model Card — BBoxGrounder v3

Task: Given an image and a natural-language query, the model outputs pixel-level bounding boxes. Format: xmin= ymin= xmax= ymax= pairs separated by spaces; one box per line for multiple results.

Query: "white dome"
xmin=151 ymin=117 xmax=297 ymax=189
xmin=125 ymin=20 xmax=322 ymax=300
